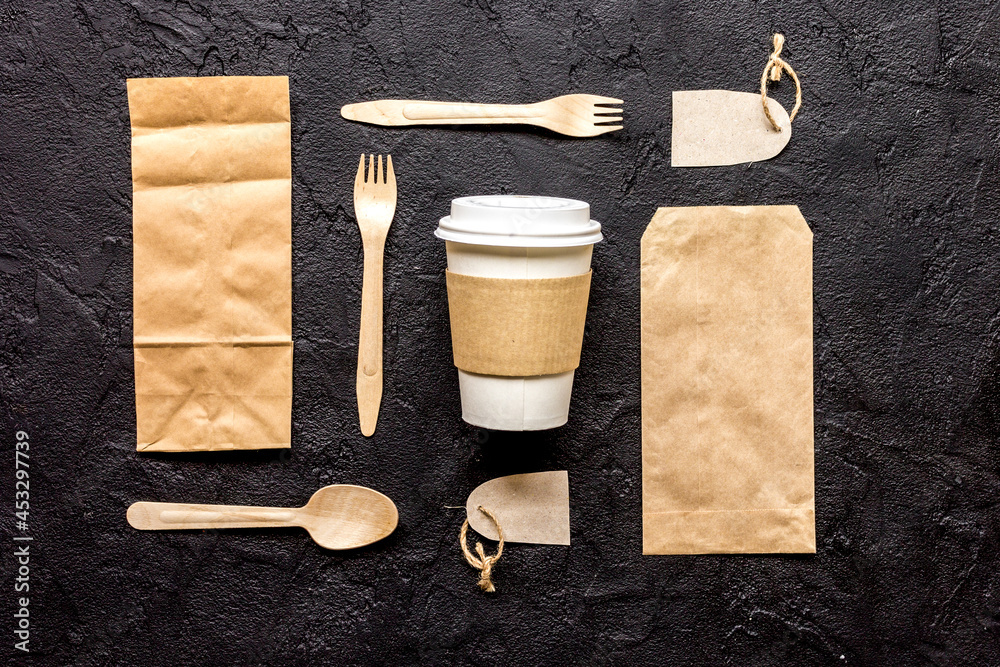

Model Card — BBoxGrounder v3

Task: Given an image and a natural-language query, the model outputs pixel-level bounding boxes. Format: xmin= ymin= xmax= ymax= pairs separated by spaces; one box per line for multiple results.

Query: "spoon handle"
xmin=127 ymin=502 xmax=298 ymax=531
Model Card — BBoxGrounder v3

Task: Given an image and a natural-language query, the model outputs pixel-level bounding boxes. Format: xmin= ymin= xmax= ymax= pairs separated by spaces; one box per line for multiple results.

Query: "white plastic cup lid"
xmin=435 ymin=195 xmax=603 ymax=248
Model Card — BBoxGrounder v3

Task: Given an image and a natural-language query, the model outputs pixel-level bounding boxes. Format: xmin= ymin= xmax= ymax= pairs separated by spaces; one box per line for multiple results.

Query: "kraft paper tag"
xmin=641 ymin=206 xmax=815 ymax=554
xmin=446 ymin=270 xmax=592 ymax=377
xmin=671 ymin=90 xmax=791 ymax=167
xmin=129 ymin=76 xmax=293 ymax=452
xmin=466 ymin=471 xmax=570 ymax=545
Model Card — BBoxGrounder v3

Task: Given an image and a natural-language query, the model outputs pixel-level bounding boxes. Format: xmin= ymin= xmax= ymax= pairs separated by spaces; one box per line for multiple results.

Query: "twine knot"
xmin=767 ymin=34 xmax=786 ymax=81
xmin=459 ymin=506 xmax=504 ymax=593
xmin=760 ymin=33 xmax=802 ymax=132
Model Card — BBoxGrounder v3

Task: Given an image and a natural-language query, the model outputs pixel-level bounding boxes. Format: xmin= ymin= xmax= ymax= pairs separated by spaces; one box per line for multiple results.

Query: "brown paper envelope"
xmin=466 ymin=471 xmax=571 ymax=545
xmin=641 ymin=206 xmax=815 ymax=554
xmin=129 ymin=76 xmax=292 ymax=452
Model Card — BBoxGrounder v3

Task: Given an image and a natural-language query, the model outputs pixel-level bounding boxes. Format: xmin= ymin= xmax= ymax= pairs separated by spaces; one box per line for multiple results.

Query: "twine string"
xmin=760 ymin=33 xmax=802 ymax=132
xmin=459 ymin=506 xmax=504 ymax=593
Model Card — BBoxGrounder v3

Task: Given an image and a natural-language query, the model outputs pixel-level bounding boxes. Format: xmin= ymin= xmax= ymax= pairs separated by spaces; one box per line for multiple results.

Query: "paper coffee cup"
xmin=436 ymin=195 xmax=602 ymax=431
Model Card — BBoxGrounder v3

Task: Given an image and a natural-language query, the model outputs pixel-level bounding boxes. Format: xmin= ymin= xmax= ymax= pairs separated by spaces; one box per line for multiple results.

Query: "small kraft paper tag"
xmin=465 ymin=471 xmax=571 ymax=545
xmin=672 ymin=34 xmax=801 ymax=168
xmin=671 ymin=90 xmax=790 ymax=166
xmin=457 ymin=471 xmax=571 ymax=593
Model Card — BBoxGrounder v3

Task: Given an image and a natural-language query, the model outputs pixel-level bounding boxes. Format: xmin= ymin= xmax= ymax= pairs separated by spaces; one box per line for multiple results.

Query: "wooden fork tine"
xmin=385 ymin=155 xmax=395 ymax=190
xmin=355 ymin=154 xmax=366 ymax=192
xmin=577 ymin=124 xmax=623 ymax=137
xmin=589 ymin=95 xmax=624 ymax=105
xmin=369 ymin=154 xmax=376 ymax=184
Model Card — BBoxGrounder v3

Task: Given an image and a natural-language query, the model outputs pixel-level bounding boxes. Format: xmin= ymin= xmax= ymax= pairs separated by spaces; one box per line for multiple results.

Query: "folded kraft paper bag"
xmin=128 ymin=76 xmax=292 ymax=452
xmin=641 ymin=205 xmax=815 ymax=554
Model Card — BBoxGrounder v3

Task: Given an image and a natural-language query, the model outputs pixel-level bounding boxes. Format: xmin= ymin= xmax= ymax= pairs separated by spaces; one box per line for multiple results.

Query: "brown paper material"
xmin=129 ymin=76 xmax=292 ymax=452
xmin=641 ymin=205 xmax=814 ymax=554
xmin=446 ymin=270 xmax=592 ymax=377
xmin=671 ymin=90 xmax=791 ymax=167
xmin=466 ymin=471 xmax=570 ymax=545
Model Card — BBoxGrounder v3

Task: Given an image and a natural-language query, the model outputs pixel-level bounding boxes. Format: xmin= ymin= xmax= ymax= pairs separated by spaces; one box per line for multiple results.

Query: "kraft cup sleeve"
xmin=128 ymin=76 xmax=292 ymax=452
xmin=641 ymin=206 xmax=815 ymax=554
xmin=445 ymin=270 xmax=592 ymax=377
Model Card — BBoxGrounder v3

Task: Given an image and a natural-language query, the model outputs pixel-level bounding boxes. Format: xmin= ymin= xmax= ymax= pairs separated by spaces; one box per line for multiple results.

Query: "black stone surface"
xmin=2 ymin=1 xmax=999 ymax=664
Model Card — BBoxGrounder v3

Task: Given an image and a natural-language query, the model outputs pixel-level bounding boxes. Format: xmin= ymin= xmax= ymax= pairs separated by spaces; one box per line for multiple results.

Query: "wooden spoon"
xmin=127 ymin=485 xmax=398 ymax=550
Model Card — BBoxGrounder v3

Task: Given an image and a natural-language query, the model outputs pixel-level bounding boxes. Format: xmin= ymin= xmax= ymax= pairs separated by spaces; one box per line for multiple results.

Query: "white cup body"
xmin=445 ymin=241 xmax=594 ymax=430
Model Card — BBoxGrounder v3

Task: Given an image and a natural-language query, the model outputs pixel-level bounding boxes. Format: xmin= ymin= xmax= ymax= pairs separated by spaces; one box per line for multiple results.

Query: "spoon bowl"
xmin=300 ymin=484 xmax=399 ymax=550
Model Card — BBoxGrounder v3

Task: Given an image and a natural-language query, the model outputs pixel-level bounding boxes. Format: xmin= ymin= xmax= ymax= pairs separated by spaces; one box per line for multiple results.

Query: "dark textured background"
xmin=2 ymin=0 xmax=999 ymax=664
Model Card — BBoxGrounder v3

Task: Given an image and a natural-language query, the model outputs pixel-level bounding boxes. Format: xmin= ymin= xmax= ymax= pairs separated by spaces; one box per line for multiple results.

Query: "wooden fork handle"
xmin=357 ymin=235 xmax=385 ymax=437
xmin=402 ymin=101 xmax=541 ymax=122
xmin=127 ymin=502 xmax=298 ymax=530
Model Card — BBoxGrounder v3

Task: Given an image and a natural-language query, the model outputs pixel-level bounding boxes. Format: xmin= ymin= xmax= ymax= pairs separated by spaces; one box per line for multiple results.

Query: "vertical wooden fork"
xmin=353 ymin=154 xmax=397 ymax=436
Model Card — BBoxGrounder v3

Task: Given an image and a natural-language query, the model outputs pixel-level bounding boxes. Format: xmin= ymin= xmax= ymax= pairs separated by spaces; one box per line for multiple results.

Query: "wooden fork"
xmin=341 ymin=94 xmax=624 ymax=137
xmin=353 ymin=154 xmax=397 ymax=437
